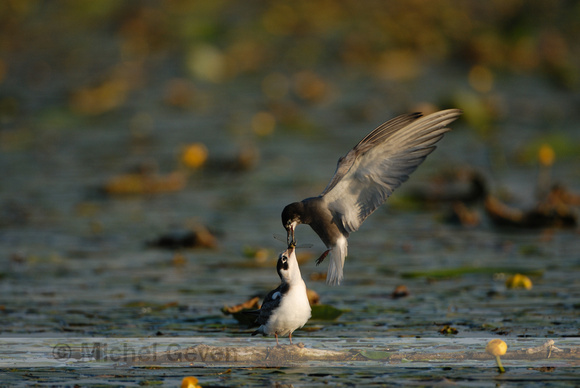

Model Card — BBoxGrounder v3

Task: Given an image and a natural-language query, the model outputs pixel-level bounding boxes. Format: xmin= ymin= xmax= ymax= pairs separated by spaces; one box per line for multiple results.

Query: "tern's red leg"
xmin=275 ymin=333 xmax=279 ymax=346
xmin=315 ymin=249 xmax=331 ymax=265
xmin=289 ymin=332 xmax=293 ymax=345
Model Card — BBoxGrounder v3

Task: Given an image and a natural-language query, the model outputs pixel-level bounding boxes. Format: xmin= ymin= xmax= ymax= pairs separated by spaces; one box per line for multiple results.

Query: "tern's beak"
xmin=287 ymin=225 xmax=296 ymax=246
xmin=288 ymin=235 xmax=296 ymax=249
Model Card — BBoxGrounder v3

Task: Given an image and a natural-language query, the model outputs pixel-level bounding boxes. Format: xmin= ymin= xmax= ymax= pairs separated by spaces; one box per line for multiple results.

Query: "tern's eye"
xmin=281 ymin=255 xmax=288 ymax=262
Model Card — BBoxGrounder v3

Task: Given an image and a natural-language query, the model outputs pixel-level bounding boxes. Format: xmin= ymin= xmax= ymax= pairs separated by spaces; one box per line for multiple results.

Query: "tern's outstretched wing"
xmin=321 ymin=109 xmax=462 ymax=234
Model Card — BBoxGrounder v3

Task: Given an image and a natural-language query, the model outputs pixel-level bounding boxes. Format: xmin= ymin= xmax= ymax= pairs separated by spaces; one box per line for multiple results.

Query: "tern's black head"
xmin=282 ymin=202 xmax=303 ymax=229
xmin=276 ymin=252 xmax=289 ymax=279
xmin=282 ymin=202 xmax=304 ymax=244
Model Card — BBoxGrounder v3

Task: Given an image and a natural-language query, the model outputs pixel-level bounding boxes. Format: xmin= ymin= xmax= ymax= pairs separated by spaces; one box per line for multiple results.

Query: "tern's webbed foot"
xmin=315 ymin=249 xmax=331 ymax=265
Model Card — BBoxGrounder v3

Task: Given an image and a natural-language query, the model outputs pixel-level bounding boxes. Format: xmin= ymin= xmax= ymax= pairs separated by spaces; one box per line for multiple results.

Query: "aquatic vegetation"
xmin=505 ymin=273 xmax=533 ymax=290
xmin=486 ymin=339 xmax=507 ymax=373
xmin=400 ymin=267 xmax=543 ymax=280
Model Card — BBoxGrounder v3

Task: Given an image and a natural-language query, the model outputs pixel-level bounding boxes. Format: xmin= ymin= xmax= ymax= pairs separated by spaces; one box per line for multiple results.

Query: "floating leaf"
xmin=311 ymin=304 xmax=344 ymax=320
xmin=139 ymin=380 xmax=163 ymax=386
xmin=222 ymin=297 xmax=261 ymax=315
xmin=360 ymin=349 xmax=391 ymax=360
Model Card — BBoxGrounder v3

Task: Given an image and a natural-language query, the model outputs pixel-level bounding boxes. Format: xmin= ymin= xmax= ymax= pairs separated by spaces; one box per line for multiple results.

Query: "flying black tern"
xmin=282 ymin=109 xmax=462 ymax=285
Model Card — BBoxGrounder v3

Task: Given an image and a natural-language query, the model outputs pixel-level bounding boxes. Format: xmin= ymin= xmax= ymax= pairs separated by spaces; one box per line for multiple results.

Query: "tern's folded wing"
xmin=256 ymin=283 xmax=289 ymax=325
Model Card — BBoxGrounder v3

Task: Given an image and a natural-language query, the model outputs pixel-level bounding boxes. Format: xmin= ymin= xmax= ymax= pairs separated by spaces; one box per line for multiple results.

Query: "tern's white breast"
xmin=262 ymin=278 xmax=311 ymax=337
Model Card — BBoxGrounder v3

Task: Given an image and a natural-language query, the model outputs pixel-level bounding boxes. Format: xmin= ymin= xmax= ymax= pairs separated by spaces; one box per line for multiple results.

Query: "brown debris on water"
xmin=104 ymin=161 xmax=187 ymax=195
xmin=439 ymin=325 xmax=459 ymax=335
xmin=550 ymin=185 xmax=580 ymax=206
xmin=224 ymin=288 xmax=321 ymax=326
xmin=222 ymin=296 xmax=261 ymax=316
xmin=484 ymin=192 xmax=577 ymax=229
xmin=222 ymin=296 xmax=261 ymax=327
xmin=306 ymin=289 xmax=320 ymax=305
xmin=447 ymin=201 xmax=481 ymax=227
xmin=147 ymin=225 xmax=218 ymax=250
xmin=391 ymin=285 xmax=410 ymax=299
xmin=407 ymin=168 xmax=488 ymax=205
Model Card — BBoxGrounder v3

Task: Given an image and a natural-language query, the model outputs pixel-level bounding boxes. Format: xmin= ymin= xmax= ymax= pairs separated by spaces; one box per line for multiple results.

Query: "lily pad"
xmin=311 ymin=304 xmax=345 ymax=320
xmin=360 ymin=349 xmax=391 ymax=360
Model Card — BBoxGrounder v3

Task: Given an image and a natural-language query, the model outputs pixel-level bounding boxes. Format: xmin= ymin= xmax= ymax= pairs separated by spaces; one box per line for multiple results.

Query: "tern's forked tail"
xmin=326 ymin=236 xmax=348 ymax=285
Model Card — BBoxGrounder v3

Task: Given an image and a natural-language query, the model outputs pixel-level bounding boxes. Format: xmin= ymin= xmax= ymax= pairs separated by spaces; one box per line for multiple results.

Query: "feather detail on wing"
xmin=321 ymin=109 xmax=462 ymax=234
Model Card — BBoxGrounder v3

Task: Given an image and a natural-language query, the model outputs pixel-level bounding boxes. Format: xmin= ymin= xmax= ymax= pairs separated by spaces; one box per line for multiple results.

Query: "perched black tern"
xmin=282 ymin=109 xmax=462 ymax=285
xmin=250 ymin=244 xmax=311 ymax=345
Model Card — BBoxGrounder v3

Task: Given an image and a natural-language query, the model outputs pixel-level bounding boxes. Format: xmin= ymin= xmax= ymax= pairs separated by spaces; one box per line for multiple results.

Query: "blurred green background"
xmin=1 ymin=0 xmax=579 ymax=134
